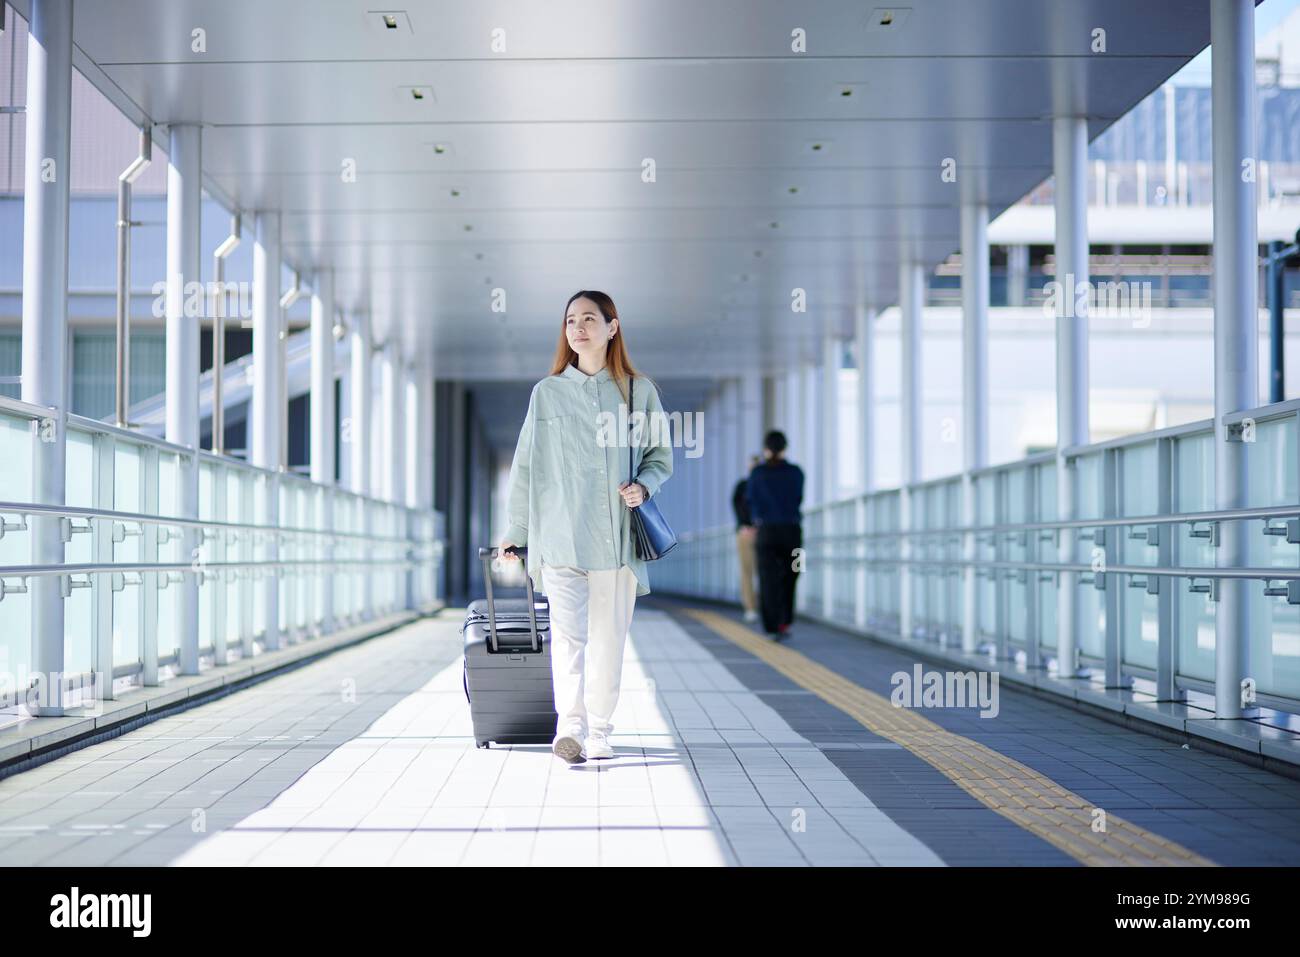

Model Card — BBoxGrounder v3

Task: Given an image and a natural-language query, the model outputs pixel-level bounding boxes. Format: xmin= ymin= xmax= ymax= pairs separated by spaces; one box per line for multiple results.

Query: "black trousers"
xmin=755 ymin=523 xmax=801 ymax=633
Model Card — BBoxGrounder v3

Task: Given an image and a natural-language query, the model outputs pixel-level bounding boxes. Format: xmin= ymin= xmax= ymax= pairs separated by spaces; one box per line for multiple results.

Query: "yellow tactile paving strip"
xmin=684 ymin=607 xmax=1217 ymax=867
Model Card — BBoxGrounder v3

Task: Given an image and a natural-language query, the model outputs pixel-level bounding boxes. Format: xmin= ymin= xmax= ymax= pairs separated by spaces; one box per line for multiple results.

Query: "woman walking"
xmin=498 ymin=291 xmax=674 ymax=764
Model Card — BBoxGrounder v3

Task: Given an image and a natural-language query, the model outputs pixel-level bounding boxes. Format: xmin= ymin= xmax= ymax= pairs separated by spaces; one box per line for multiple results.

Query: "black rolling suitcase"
xmin=462 ymin=546 xmax=557 ymax=748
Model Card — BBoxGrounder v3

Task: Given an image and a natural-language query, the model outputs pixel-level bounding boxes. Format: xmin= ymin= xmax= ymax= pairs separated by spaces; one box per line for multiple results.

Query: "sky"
xmin=1170 ymin=0 xmax=1300 ymax=85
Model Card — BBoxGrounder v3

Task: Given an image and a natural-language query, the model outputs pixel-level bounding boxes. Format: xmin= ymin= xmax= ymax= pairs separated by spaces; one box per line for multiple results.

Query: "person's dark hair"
xmin=764 ymin=430 xmax=787 ymax=455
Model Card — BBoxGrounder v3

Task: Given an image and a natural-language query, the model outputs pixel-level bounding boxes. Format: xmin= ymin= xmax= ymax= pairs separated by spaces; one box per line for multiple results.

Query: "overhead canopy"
xmin=9 ymin=0 xmax=1223 ymax=441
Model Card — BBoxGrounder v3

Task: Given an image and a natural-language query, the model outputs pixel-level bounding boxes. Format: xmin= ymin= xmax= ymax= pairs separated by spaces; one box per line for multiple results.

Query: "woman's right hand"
xmin=498 ymin=540 xmax=522 ymax=562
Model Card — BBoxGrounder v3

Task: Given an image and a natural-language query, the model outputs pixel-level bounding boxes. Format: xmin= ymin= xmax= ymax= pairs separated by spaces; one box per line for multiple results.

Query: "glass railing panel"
xmin=1174 ymin=430 xmax=1216 ymax=683
xmin=63 ymin=430 xmax=95 ymax=675
xmin=1006 ymin=466 xmax=1029 ymax=648
xmin=155 ymin=452 xmax=180 ymax=666
xmin=1073 ymin=452 xmax=1105 ymax=661
xmin=1119 ymin=442 xmax=1160 ymax=672
xmin=112 ymin=443 xmax=143 ymax=671
xmin=0 ymin=410 xmax=34 ymax=684
xmin=976 ymin=474 xmax=996 ymax=642
xmin=1036 ymin=458 xmax=1059 ymax=658
xmin=1244 ymin=415 xmax=1300 ymax=700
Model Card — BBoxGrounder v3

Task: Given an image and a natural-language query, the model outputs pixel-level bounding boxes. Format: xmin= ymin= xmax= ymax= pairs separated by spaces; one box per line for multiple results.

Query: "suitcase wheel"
xmin=476 ymin=741 xmax=490 ymax=749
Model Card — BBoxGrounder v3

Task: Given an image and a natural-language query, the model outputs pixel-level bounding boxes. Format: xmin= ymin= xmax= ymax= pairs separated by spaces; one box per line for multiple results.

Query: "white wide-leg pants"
xmin=540 ymin=562 xmax=638 ymax=739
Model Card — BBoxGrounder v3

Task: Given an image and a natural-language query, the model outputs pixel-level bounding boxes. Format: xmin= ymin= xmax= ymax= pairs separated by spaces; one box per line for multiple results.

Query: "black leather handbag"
xmin=627 ymin=376 xmax=677 ymax=560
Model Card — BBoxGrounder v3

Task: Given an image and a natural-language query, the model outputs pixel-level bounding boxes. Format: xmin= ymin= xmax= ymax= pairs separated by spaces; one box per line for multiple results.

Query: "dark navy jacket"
xmin=746 ymin=459 xmax=803 ymax=526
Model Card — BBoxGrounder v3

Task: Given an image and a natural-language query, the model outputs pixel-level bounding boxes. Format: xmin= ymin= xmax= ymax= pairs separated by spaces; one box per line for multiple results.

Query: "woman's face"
xmin=565 ymin=296 xmax=617 ymax=359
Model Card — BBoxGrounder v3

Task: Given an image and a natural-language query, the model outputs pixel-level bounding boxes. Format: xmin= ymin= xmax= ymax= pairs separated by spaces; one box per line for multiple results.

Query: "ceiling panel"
xmin=10 ymin=0 xmax=1225 ymax=446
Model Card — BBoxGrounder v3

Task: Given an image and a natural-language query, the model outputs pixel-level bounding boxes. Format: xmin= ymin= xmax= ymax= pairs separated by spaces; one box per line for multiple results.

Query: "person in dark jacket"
xmin=732 ymin=455 xmax=762 ymax=623
xmin=746 ymin=430 xmax=803 ymax=638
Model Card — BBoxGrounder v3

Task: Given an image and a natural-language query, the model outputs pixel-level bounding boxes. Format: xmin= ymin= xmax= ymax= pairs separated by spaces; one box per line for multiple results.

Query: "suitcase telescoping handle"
xmin=478 ymin=546 xmax=541 ymax=654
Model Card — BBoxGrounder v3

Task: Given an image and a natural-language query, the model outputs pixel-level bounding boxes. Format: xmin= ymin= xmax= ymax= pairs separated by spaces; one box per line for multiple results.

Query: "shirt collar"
xmin=562 ymin=362 xmax=610 ymax=384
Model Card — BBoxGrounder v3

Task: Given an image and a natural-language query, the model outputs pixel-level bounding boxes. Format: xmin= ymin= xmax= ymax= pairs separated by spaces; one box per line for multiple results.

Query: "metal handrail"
xmin=754 ymin=502 xmax=1300 ymax=540
xmin=0 ymin=499 xmax=431 ymax=544
xmin=786 ymin=553 xmax=1300 ymax=582
xmin=0 ymin=557 xmax=429 ymax=579
xmin=1 ymin=396 xmax=434 ymax=524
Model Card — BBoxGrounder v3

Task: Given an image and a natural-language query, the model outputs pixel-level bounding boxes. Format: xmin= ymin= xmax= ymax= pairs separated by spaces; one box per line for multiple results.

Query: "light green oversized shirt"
xmin=502 ymin=362 xmax=675 ymax=597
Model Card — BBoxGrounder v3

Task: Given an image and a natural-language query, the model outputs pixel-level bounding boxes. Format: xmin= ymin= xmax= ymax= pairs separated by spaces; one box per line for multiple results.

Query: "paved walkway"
xmin=0 ymin=598 xmax=1296 ymax=866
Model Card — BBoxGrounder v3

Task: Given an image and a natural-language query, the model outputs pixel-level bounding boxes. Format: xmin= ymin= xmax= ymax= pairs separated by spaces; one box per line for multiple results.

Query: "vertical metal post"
xmin=349 ymin=315 xmax=373 ymax=616
xmin=381 ymin=341 xmax=406 ymax=505
xmin=348 ymin=312 xmax=372 ymax=495
xmin=821 ymin=337 xmax=839 ymax=619
xmin=899 ymin=260 xmax=924 ymax=641
xmin=310 ymin=270 xmax=335 ymax=630
xmin=115 ymin=127 xmax=150 ymax=428
xmin=165 ymin=123 xmax=202 ymax=676
xmin=1006 ymin=244 xmax=1028 ymax=308
xmin=961 ymin=202 xmax=989 ymax=653
xmin=821 ymin=335 xmax=840 ymax=506
xmin=855 ymin=306 xmax=874 ymax=632
xmin=1211 ymin=0 xmax=1257 ymax=718
xmin=21 ymin=0 xmax=73 ymax=716
xmin=210 ymin=214 xmax=241 ymax=454
xmin=309 ymin=270 xmax=335 ymax=486
xmin=252 ymin=211 xmax=282 ymax=649
xmin=1268 ymin=241 xmax=1285 ymax=403
xmin=1053 ymin=114 xmax=1090 ymax=677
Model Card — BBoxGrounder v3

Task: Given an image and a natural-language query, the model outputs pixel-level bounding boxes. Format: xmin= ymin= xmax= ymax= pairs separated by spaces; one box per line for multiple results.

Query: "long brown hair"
xmin=548 ymin=290 xmax=655 ymax=402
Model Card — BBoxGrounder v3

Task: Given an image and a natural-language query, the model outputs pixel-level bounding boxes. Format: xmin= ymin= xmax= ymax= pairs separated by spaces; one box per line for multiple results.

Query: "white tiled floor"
xmin=0 ymin=608 xmax=943 ymax=867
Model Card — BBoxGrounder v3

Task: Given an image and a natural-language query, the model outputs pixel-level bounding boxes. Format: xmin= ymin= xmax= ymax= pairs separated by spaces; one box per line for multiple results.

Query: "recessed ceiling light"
xmin=367 ymin=10 xmax=413 ymax=33
xmin=867 ymin=7 xmax=912 ymax=31
xmin=397 ymin=85 xmax=434 ymax=104
xmin=832 ymin=83 xmax=867 ymax=103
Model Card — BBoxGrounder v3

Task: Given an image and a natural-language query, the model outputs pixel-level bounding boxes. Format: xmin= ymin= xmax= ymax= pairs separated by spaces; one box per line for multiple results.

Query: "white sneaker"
xmin=584 ymin=730 xmax=614 ymax=760
xmin=743 ymin=609 xmax=759 ymax=623
xmin=552 ymin=731 xmax=586 ymax=764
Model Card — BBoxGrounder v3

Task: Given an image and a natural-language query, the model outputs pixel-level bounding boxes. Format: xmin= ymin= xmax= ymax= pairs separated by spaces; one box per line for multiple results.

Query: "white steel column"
xmin=821 ymin=334 xmax=841 ymax=505
xmin=381 ymin=341 xmax=406 ymax=504
xmin=1211 ymin=0 xmax=1258 ymax=719
xmin=20 ymin=0 xmax=73 ymax=715
xmin=854 ymin=304 xmax=876 ymax=632
xmin=348 ymin=312 xmax=372 ymax=496
xmin=704 ymin=388 xmax=718 ymax=528
xmin=721 ymin=378 xmax=739 ymax=522
xmin=738 ymin=371 xmax=763 ymax=474
xmin=310 ymin=270 xmax=336 ymax=485
xmin=799 ymin=359 xmax=818 ymax=507
xmin=1053 ymin=115 xmax=1090 ymax=676
xmin=251 ymin=211 xmax=282 ymax=649
xmin=961 ymin=202 xmax=990 ymax=653
xmin=310 ymin=269 xmax=336 ymax=632
xmin=165 ymin=123 xmax=202 ymax=675
xmin=855 ymin=304 xmax=875 ymax=494
xmin=898 ymin=261 xmax=924 ymax=641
